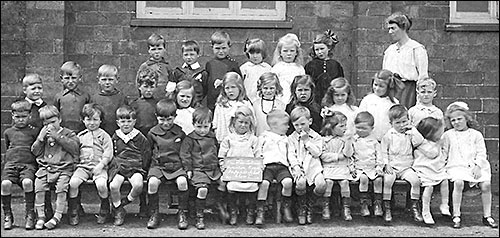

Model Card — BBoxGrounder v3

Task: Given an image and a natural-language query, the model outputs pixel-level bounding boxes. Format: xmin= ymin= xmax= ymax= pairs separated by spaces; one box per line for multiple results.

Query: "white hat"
xmin=447 ymin=101 xmax=469 ymax=111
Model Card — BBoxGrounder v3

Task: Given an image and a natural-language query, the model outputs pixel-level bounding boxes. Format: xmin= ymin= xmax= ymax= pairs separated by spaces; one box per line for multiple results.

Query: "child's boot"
xmin=138 ymin=191 xmax=148 ymax=218
xmin=195 ymin=199 xmax=206 ymax=230
xmin=282 ymin=196 xmax=294 ymax=223
xmin=24 ymin=191 xmax=35 ymax=230
xmin=383 ymin=200 xmax=392 ymax=223
xmin=227 ymin=193 xmax=238 ymax=225
xmin=97 ymin=197 xmax=110 ymax=224
xmin=113 ymin=204 xmax=126 ymax=226
xmin=321 ymin=197 xmax=331 ymax=220
xmin=306 ymin=194 xmax=315 ymax=224
xmin=410 ymin=199 xmax=423 ymax=222
xmin=177 ymin=191 xmax=189 ymax=230
xmin=342 ymin=197 xmax=352 ymax=221
xmin=359 ymin=192 xmax=370 ymax=217
xmin=245 ymin=207 xmax=255 ymax=225
xmin=67 ymin=196 xmax=79 ymax=226
xmin=254 ymin=200 xmax=265 ymax=227
xmin=373 ymin=193 xmax=383 ymax=217
xmin=297 ymin=194 xmax=307 ymax=225
xmin=2 ymin=195 xmax=13 ymax=230
xmin=146 ymin=193 xmax=159 ymax=229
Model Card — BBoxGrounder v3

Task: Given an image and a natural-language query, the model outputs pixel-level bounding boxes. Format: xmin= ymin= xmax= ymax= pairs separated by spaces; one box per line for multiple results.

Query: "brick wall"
xmin=1 ymin=1 xmax=498 ymax=191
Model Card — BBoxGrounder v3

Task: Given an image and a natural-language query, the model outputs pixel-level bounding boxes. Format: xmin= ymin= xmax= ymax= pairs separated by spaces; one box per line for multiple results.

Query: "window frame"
xmin=446 ymin=1 xmax=499 ymax=32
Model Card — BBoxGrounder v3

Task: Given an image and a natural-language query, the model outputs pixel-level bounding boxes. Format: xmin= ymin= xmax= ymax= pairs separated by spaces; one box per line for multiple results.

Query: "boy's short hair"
xmin=210 ymin=31 xmax=231 ymax=46
xmin=116 ymin=105 xmax=137 ymax=120
xmin=192 ymin=107 xmax=213 ymax=124
xmin=136 ymin=66 xmax=159 ymax=87
xmin=11 ymin=100 xmax=31 ymax=114
xmin=388 ymin=104 xmax=408 ymax=122
xmin=81 ymin=103 xmax=105 ymax=122
xmin=147 ymin=33 xmax=166 ymax=48
xmin=354 ymin=111 xmax=375 ymax=127
xmin=60 ymin=61 xmax=81 ymax=76
xmin=416 ymin=77 xmax=437 ymax=91
xmin=244 ymin=38 xmax=267 ymax=59
xmin=97 ymin=64 xmax=118 ymax=78
xmin=181 ymin=40 xmax=200 ymax=54
xmin=416 ymin=117 xmax=442 ymax=141
xmin=22 ymin=73 xmax=43 ymax=88
xmin=266 ymin=109 xmax=289 ymax=128
xmin=39 ymin=105 xmax=60 ymax=120
xmin=156 ymin=99 xmax=177 ymax=118
xmin=290 ymin=106 xmax=311 ymax=122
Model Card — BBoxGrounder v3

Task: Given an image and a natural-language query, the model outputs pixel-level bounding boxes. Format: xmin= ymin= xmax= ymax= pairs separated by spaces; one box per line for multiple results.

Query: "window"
xmin=450 ymin=1 xmax=498 ymax=24
xmin=136 ymin=1 xmax=286 ymax=21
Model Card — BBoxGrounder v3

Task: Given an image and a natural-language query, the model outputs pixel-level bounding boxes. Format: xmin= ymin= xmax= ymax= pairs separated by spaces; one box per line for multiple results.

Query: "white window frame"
xmin=136 ymin=1 xmax=286 ymax=21
xmin=450 ymin=1 xmax=499 ymax=24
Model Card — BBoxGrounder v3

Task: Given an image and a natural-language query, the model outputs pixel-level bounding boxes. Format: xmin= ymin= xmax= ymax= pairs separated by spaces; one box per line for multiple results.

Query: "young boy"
xmin=68 ymin=103 xmax=113 ymax=226
xmin=255 ymin=109 xmax=297 ymax=227
xmin=352 ymin=111 xmax=384 ymax=218
xmin=287 ymin=106 xmax=326 ymax=225
xmin=31 ymin=105 xmax=80 ymax=230
xmin=137 ymin=33 xmax=174 ymax=99
xmin=53 ymin=61 xmax=92 ymax=134
xmin=1 ymin=100 xmax=39 ymax=230
xmin=107 ymin=105 xmax=151 ymax=226
xmin=146 ymin=99 xmax=189 ymax=230
xmin=408 ymin=77 xmax=444 ymax=126
xmin=380 ymin=104 xmax=425 ymax=223
xmin=92 ymin=64 xmax=128 ymax=137
xmin=203 ymin=31 xmax=242 ymax=112
xmin=179 ymin=107 xmax=226 ymax=230
xmin=172 ymin=40 xmax=207 ymax=107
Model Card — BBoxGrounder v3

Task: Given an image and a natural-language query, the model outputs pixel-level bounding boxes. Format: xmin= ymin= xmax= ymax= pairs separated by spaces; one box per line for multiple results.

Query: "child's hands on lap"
xmin=383 ymin=164 xmax=393 ymax=174
xmin=471 ymin=164 xmax=482 ymax=180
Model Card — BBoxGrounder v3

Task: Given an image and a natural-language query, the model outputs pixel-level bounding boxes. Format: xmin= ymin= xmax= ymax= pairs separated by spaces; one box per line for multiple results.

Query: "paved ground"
xmin=1 ymin=188 xmax=498 ymax=237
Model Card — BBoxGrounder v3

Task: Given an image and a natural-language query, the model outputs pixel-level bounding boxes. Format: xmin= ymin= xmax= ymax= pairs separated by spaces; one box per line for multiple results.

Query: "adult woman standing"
xmin=382 ymin=12 xmax=429 ymax=109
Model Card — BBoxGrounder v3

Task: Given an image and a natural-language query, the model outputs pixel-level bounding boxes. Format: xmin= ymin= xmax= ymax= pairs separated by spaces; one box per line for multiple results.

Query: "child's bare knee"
xmin=281 ymin=178 xmax=293 ymax=189
xmin=176 ymin=177 xmax=188 ymax=191
xmin=197 ymin=187 xmax=208 ymax=199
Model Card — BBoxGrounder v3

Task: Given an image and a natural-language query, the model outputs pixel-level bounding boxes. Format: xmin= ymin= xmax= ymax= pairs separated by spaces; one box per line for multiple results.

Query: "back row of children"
xmin=2 ymin=27 xmax=497 ymax=231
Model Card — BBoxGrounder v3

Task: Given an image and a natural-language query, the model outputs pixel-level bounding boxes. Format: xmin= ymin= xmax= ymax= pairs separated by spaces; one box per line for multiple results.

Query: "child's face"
xmin=98 ymin=75 xmax=118 ymax=93
xmin=138 ymin=83 xmax=156 ymax=99
xmin=449 ymin=110 xmax=468 ymax=131
xmin=12 ymin=111 xmax=30 ymax=128
xmin=391 ymin=115 xmax=410 ymax=133
xmin=373 ymin=78 xmax=388 ymax=97
xmin=262 ymin=81 xmax=277 ymax=100
xmin=157 ymin=115 xmax=175 ymax=131
xmin=416 ymin=86 xmax=436 ymax=105
xmin=295 ymin=84 xmax=312 ymax=103
xmin=117 ymin=118 xmax=136 ymax=134
xmin=182 ymin=49 xmax=199 ymax=65
xmin=83 ymin=113 xmax=101 ymax=131
xmin=224 ymin=82 xmax=240 ymax=100
xmin=314 ymin=43 xmax=330 ymax=60
xmin=233 ymin=115 xmax=251 ymax=135
xmin=23 ymin=83 xmax=43 ymax=101
xmin=212 ymin=42 xmax=230 ymax=59
xmin=280 ymin=43 xmax=297 ymax=63
xmin=292 ymin=116 xmax=312 ymax=133
xmin=60 ymin=73 xmax=81 ymax=91
xmin=333 ymin=120 xmax=347 ymax=137
xmin=355 ymin=122 xmax=373 ymax=138
xmin=333 ymin=89 xmax=348 ymax=105
xmin=269 ymin=119 xmax=289 ymax=136
xmin=177 ymin=88 xmax=193 ymax=108
xmin=43 ymin=116 xmax=61 ymax=132
xmin=194 ymin=121 xmax=211 ymax=137
xmin=149 ymin=44 xmax=166 ymax=60
xmin=249 ymin=52 xmax=264 ymax=65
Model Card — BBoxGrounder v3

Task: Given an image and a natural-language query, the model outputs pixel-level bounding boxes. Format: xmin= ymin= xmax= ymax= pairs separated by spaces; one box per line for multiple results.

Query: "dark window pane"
xmin=456 ymin=1 xmax=489 ymax=12
xmin=146 ymin=1 xmax=181 ymax=8
xmin=194 ymin=1 xmax=229 ymax=8
xmin=241 ymin=1 xmax=276 ymax=9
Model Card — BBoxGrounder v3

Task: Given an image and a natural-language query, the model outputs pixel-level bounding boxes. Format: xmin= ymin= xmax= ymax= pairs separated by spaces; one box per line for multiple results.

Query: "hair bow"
xmin=325 ymin=30 xmax=339 ymax=45
xmin=447 ymin=101 xmax=469 ymax=111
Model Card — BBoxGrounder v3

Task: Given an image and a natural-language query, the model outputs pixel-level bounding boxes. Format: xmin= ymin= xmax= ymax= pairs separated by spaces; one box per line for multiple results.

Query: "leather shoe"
xmin=422 ymin=212 xmax=435 ymax=225
xmin=25 ymin=211 xmax=36 ymax=230
xmin=44 ymin=217 xmax=60 ymax=230
xmin=452 ymin=216 xmax=461 ymax=229
xmin=35 ymin=216 xmax=46 ymax=230
xmin=482 ymin=216 xmax=498 ymax=228
xmin=3 ymin=214 xmax=13 ymax=230
xmin=439 ymin=204 xmax=451 ymax=216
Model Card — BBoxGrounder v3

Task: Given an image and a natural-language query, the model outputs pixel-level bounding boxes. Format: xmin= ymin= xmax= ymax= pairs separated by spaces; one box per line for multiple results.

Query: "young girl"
xmin=319 ymin=111 xmax=355 ymax=221
xmin=252 ymin=72 xmax=286 ymax=136
xmin=305 ymin=30 xmax=345 ymax=105
xmin=358 ymin=69 xmax=404 ymax=141
xmin=413 ymin=117 xmax=450 ymax=225
xmin=271 ymin=33 xmax=305 ymax=104
xmin=240 ymin=38 xmax=272 ymax=104
xmin=213 ymin=72 xmax=254 ymax=143
xmin=218 ymin=105 xmax=260 ymax=226
xmin=442 ymin=101 xmax=498 ymax=229
xmin=285 ymin=75 xmax=322 ymax=135
xmin=167 ymin=79 xmax=196 ymax=135
xmin=320 ymin=77 xmax=358 ymax=137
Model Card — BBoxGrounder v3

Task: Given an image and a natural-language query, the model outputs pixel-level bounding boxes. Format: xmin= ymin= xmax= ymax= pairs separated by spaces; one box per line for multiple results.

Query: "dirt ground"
xmin=1 ymin=190 xmax=499 ymax=237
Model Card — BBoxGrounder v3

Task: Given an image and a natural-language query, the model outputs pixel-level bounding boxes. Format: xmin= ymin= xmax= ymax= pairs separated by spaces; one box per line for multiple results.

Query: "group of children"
xmin=1 ymin=29 xmax=498 ymax=232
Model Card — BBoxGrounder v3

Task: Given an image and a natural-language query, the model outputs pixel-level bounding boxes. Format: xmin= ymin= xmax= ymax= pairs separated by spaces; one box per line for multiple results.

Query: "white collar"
xmin=25 ymin=97 xmax=43 ymax=107
xmin=182 ymin=62 xmax=200 ymax=70
xmin=115 ymin=128 xmax=140 ymax=144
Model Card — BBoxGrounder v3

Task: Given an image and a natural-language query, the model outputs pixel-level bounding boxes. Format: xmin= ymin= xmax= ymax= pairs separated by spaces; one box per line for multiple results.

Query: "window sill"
xmin=131 ymin=18 xmax=293 ymax=29
xmin=445 ymin=23 xmax=499 ymax=32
